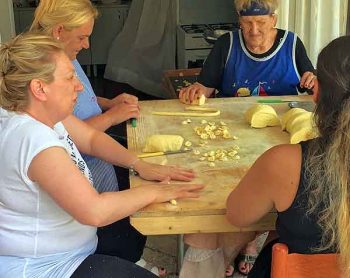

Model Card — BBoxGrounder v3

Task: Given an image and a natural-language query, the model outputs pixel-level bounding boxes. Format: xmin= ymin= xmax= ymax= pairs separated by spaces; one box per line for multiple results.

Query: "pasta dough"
xmin=191 ymin=95 xmax=206 ymax=106
xmin=281 ymin=108 xmax=305 ymax=130
xmin=152 ymin=107 xmax=220 ymax=117
xmin=281 ymin=108 xmax=317 ymax=144
xmin=143 ymin=135 xmax=184 ymax=152
xmin=245 ymin=104 xmax=280 ymax=128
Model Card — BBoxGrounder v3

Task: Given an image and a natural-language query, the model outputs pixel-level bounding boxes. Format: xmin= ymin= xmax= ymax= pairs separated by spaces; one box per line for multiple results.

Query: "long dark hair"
xmin=305 ymin=36 xmax=350 ymax=274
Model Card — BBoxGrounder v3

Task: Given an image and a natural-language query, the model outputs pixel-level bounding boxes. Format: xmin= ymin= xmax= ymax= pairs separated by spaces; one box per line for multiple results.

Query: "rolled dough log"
xmin=143 ymin=135 xmax=184 ymax=152
xmin=245 ymin=104 xmax=280 ymax=128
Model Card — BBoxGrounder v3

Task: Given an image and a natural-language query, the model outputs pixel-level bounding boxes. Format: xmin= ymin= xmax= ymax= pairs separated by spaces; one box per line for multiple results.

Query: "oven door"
xmin=178 ymin=49 xmax=212 ymax=69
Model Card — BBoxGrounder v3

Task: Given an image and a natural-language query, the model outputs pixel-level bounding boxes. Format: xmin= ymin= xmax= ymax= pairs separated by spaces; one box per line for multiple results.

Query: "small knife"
xmin=257 ymin=99 xmax=297 ymax=103
xmin=138 ymin=149 xmax=192 ymax=158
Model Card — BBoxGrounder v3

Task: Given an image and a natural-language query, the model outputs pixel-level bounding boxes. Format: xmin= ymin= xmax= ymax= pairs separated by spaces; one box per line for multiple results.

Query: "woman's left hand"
xmin=134 ymin=160 xmax=195 ymax=182
xmin=300 ymin=71 xmax=316 ymax=90
xmin=110 ymin=93 xmax=138 ymax=106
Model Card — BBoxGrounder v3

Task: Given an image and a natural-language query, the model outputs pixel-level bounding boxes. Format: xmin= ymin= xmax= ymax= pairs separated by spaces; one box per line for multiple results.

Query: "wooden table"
xmin=127 ymin=95 xmax=312 ymax=235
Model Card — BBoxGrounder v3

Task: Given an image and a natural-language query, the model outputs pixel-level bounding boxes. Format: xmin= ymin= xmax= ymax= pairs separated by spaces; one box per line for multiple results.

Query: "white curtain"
xmin=276 ymin=0 xmax=348 ymax=66
xmin=104 ymin=0 xmax=177 ymax=98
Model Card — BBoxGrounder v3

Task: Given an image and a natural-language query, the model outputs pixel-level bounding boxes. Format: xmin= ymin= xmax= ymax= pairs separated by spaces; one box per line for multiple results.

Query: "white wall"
xmin=0 ymin=0 xmax=15 ymax=43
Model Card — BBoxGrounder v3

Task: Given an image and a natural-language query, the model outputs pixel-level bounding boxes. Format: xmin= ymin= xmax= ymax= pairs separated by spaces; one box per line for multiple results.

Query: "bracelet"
xmin=128 ymin=158 xmax=140 ymax=175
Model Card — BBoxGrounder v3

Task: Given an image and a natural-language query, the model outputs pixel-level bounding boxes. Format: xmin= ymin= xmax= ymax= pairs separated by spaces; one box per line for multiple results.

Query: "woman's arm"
xmin=63 ymin=115 xmax=195 ymax=181
xmin=197 ymin=32 xmax=231 ymax=89
xmin=295 ymin=37 xmax=316 ymax=90
xmin=28 ymin=147 xmax=204 ymax=227
xmin=226 ymin=144 xmax=302 ymax=227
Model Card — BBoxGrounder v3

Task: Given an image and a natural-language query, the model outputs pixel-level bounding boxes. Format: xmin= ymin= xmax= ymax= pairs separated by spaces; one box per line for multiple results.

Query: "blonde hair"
xmin=0 ymin=32 xmax=63 ymax=112
xmin=305 ymin=36 xmax=350 ymax=275
xmin=30 ymin=0 xmax=98 ymax=35
xmin=234 ymin=0 xmax=279 ymax=14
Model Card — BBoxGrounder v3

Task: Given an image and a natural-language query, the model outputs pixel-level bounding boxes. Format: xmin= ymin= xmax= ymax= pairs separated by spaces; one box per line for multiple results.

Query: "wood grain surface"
xmin=127 ymin=95 xmax=312 ymax=235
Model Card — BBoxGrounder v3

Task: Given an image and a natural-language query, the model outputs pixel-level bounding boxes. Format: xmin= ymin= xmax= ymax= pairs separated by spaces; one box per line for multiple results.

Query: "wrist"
xmin=128 ymin=157 xmax=141 ymax=175
xmin=103 ymin=110 xmax=114 ymax=127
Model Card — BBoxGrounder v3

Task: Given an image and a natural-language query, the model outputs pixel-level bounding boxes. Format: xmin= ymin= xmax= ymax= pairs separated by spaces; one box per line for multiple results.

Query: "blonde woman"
xmin=0 ymin=32 xmax=204 ymax=278
xmin=227 ymin=36 xmax=350 ymax=277
xmin=30 ymin=0 xmax=132 ymax=193
xmin=29 ymin=1 xmax=175 ymax=274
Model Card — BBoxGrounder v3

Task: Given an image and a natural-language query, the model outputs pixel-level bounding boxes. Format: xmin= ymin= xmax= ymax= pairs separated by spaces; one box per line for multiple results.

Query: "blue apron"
xmin=220 ymin=30 xmax=300 ymax=97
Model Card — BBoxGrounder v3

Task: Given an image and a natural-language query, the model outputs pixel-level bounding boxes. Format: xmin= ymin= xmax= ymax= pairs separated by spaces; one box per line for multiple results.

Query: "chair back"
xmin=271 ymin=243 xmax=341 ymax=278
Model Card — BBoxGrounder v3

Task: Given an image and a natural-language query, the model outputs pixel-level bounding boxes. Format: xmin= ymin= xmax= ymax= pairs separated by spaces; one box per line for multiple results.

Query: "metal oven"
xmin=176 ymin=0 xmax=239 ymax=69
xmin=177 ymin=23 xmax=238 ymax=69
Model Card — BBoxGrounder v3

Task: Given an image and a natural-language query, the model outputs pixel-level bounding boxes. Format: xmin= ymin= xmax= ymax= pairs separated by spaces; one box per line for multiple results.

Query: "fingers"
xmin=106 ymin=102 xmax=140 ymax=125
xmin=174 ymin=184 xmax=205 ymax=199
xmin=168 ymin=170 xmax=195 ymax=182
xmin=123 ymin=94 xmax=138 ymax=105
xmin=159 ymin=166 xmax=195 ymax=182
xmin=179 ymin=87 xmax=189 ymax=103
xmin=112 ymin=93 xmax=138 ymax=105
xmin=300 ymin=71 xmax=316 ymax=89
xmin=160 ymin=176 xmax=171 ymax=184
xmin=179 ymin=83 xmax=205 ymax=104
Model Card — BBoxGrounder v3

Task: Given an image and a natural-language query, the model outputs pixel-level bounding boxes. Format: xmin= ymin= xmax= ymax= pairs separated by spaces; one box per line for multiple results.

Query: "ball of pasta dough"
xmin=281 ymin=108 xmax=317 ymax=144
xmin=245 ymin=104 xmax=280 ymax=128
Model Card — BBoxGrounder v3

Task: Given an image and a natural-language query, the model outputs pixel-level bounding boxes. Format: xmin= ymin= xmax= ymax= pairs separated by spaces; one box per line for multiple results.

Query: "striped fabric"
xmin=84 ymin=156 xmax=119 ymax=193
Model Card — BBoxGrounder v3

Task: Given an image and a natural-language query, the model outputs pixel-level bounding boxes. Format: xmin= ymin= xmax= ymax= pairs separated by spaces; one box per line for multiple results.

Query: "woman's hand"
xmin=179 ymin=82 xmax=214 ymax=104
xmin=134 ymin=159 xmax=195 ymax=182
xmin=145 ymin=182 xmax=205 ymax=204
xmin=105 ymin=101 xmax=140 ymax=126
xmin=300 ymin=71 xmax=316 ymax=90
xmin=110 ymin=93 xmax=138 ymax=106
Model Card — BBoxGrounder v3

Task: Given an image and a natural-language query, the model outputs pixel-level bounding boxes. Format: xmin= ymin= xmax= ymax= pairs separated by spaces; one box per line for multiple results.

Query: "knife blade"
xmin=288 ymin=101 xmax=315 ymax=111
xmin=257 ymin=99 xmax=297 ymax=103
xmin=138 ymin=149 xmax=192 ymax=158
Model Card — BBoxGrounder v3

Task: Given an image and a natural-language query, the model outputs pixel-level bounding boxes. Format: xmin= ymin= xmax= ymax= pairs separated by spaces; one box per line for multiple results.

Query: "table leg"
xmin=177 ymin=234 xmax=185 ymax=273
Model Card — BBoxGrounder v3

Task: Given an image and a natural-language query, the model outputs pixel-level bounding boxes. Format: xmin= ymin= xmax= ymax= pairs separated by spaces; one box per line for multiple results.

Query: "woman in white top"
xmin=0 ymin=32 xmax=204 ymax=278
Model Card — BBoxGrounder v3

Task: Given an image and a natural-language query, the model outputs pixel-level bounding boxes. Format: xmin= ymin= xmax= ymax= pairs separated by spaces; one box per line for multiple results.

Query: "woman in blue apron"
xmin=179 ymin=1 xmax=316 ymax=277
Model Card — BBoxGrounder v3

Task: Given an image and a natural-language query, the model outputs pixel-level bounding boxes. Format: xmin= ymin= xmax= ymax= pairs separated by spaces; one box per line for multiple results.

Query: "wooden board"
xmin=162 ymin=68 xmax=201 ymax=98
xmin=128 ymin=95 xmax=312 ymax=235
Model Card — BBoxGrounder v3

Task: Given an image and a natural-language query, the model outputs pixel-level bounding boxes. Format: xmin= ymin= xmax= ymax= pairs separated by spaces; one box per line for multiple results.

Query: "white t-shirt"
xmin=0 ymin=108 xmax=97 ymax=277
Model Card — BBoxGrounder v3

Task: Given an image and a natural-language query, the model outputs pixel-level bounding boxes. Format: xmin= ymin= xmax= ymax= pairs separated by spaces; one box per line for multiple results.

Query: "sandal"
xmin=235 ymin=254 xmax=257 ymax=276
xmin=135 ymin=258 xmax=167 ymax=277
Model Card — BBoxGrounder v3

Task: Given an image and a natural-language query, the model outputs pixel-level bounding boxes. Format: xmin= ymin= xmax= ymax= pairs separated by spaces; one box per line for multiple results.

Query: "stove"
xmin=177 ymin=23 xmax=239 ymax=69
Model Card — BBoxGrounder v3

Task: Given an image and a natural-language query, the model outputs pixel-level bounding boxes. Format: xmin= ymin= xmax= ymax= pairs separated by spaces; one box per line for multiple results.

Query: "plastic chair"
xmin=271 ymin=243 xmax=341 ymax=278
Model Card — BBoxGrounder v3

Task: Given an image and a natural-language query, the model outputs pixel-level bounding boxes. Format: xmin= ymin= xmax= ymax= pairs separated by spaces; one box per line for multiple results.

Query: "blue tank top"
xmin=220 ymin=30 xmax=300 ymax=97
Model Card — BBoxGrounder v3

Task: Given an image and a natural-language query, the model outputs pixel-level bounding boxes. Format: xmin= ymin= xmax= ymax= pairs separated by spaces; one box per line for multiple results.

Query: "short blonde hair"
xmin=234 ymin=0 xmax=279 ymax=14
xmin=0 ymin=32 xmax=63 ymax=112
xmin=30 ymin=0 xmax=98 ymax=35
